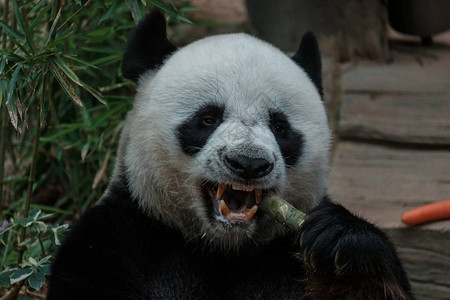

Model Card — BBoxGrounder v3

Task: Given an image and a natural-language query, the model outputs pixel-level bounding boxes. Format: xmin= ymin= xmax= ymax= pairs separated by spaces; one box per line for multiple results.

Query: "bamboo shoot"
xmin=259 ymin=195 xmax=306 ymax=231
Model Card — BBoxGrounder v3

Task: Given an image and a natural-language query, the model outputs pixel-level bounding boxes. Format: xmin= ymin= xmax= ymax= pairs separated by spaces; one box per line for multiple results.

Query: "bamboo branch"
xmin=0 ymin=104 xmax=7 ymax=210
xmin=18 ymin=103 xmax=41 ymax=264
xmin=259 ymin=195 xmax=306 ymax=231
xmin=0 ymin=0 xmax=10 ymax=212
xmin=48 ymin=95 xmax=80 ymax=216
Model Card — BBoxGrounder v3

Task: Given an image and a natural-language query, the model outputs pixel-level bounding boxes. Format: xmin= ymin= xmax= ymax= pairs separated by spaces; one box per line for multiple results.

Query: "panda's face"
xmin=123 ymin=33 xmax=330 ymax=250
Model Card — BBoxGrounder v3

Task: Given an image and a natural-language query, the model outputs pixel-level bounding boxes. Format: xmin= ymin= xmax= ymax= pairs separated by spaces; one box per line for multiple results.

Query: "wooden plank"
xmin=340 ymin=201 xmax=450 ymax=300
xmin=329 ymin=141 xmax=450 ymax=208
xmin=339 ymin=92 xmax=450 ymax=144
xmin=339 ymin=47 xmax=450 ymax=145
xmin=330 ymin=140 xmax=450 ymax=299
xmin=341 ymin=48 xmax=450 ymax=94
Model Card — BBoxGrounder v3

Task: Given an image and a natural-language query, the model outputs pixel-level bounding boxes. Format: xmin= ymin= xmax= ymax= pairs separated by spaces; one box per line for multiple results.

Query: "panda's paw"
xmin=299 ymin=198 xmax=413 ymax=299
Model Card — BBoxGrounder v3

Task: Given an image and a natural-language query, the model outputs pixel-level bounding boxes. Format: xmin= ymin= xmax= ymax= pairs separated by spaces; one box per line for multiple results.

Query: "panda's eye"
xmin=273 ymin=123 xmax=286 ymax=133
xmin=201 ymin=116 xmax=218 ymax=126
xmin=270 ymin=111 xmax=290 ymax=136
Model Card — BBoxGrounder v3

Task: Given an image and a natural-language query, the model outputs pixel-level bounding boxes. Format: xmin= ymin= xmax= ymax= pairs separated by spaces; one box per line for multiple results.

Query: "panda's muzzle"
xmin=203 ymin=182 xmax=263 ymax=222
xmin=224 ymin=155 xmax=274 ymax=180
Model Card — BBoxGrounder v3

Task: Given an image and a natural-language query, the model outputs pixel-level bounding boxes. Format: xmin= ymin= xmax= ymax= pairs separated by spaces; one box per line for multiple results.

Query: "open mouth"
xmin=203 ymin=182 xmax=266 ymax=222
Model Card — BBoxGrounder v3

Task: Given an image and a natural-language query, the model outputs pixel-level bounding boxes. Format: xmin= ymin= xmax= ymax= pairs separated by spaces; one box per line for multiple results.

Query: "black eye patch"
xmin=177 ymin=104 xmax=225 ymax=156
xmin=269 ymin=111 xmax=304 ymax=166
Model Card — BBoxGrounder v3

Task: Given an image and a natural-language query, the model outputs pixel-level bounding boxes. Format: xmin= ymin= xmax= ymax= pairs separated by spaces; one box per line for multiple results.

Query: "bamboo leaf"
xmin=40 ymin=125 xmax=83 ymax=142
xmin=6 ymin=107 xmax=19 ymax=132
xmin=5 ymin=64 xmax=22 ymax=131
xmin=52 ymin=55 xmax=83 ymax=87
xmin=125 ymin=0 xmax=145 ymax=24
xmin=0 ymin=55 xmax=7 ymax=75
xmin=28 ymin=2 xmax=53 ymax=32
xmin=44 ymin=7 xmax=62 ymax=47
xmin=147 ymin=0 xmax=175 ymax=14
xmin=179 ymin=6 xmax=199 ymax=13
xmin=175 ymin=15 xmax=192 ymax=24
xmin=49 ymin=62 xmax=84 ymax=108
xmin=0 ymin=80 xmax=7 ymax=108
xmin=92 ymin=149 xmax=111 ymax=189
xmin=6 ymin=64 xmax=22 ymax=105
xmin=87 ymin=27 xmax=113 ymax=39
xmin=98 ymin=1 xmax=118 ymax=25
xmin=63 ymin=55 xmax=100 ymax=70
xmin=90 ymin=102 xmax=128 ymax=128
xmin=49 ymin=24 xmax=74 ymax=48
xmin=82 ymin=46 xmax=120 ymax=54
xmin=0 ymin=20 xmax=25 ymax=41
xmin=3 ymin=33 xmax=30 ymax=55
xmin=147 ymin=0 xmax=193 ymax=24
xmin=27 ymin=0 xmax=47 ymax=17
xmin=83 ymin=83 xmax=108 ymax=106
xmin=30 ymin=204 xmax=71 ymax=215
xmin=12 ymin=0 xmax=25 ymax=34
xmin=81 ymin=141 xmax=90 ymax=162
xmin=89 ymin=53 xmax=121 ymax=66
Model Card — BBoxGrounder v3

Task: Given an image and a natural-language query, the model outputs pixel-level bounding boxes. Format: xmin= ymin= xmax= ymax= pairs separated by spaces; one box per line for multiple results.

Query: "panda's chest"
xmin=141 ymin=239 xmax=306 ymax=299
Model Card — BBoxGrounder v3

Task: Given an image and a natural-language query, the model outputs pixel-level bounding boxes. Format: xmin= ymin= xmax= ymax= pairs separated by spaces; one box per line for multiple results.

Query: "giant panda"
xmin=47 ymin=12 xmax=413 ymax=300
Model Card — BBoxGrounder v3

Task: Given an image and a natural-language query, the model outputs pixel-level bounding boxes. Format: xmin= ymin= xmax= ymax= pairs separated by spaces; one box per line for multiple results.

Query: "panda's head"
xmin=114 ymin=12 xmax=331 ymax=251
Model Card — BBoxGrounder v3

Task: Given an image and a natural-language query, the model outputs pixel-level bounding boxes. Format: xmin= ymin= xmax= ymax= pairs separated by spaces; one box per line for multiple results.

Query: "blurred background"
xmin=1 ymin=0 xmax=449 ymax=299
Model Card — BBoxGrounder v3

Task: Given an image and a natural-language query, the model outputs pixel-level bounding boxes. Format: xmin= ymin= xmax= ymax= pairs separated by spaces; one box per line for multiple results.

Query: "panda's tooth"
xmin=244 ymin=205 xmax=258 ymax=220
xmin=232 ymin=183 xmax=254 ymax=192
xmin=231 ymin=184 xmax=241 ymax=191
xmin=216 ymin=183 xmax=227 ymax=199
xmin=219 ymin=200 xmax=230 ymax=217
xmin=254 ymin=189 xmax=262 ymax=204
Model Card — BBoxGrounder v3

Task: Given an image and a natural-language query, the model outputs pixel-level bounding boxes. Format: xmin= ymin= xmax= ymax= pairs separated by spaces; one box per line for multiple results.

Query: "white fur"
xmin=109 ymin=33 xmax=331 ymax=251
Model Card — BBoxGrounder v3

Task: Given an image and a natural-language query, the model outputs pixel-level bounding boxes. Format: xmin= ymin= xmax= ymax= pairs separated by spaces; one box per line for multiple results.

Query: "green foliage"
xmin=0 ymin=0 xmax=193 ymax=297
xmin=0 ymin=208 xmax=66 ymax=291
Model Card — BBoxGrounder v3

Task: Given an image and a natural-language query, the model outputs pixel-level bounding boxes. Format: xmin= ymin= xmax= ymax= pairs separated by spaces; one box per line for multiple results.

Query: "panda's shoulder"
xmin=52 ymin=183 xmax=183 ymax=268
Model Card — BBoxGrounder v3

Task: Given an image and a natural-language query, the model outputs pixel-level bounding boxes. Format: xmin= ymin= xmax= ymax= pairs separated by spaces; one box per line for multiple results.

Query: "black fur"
xmin=177 ymin=104 xmax=225 ymax=155
xmin=300 ymin=197 xmax=413 ymax=299
xmin=177 ymin=105 xmax=304 ymax=167
xmin=292 ymin=32 xmax=323 ymax=97
xmin=269 ymin=110 xmax=304 ymax=166
xmin=122 ymin=11 xmax=176 ymax=80
xmin=47 ymin=180 xmax=413 ymax=299
xmin=47 ymin=181 xmax=307 ymax=299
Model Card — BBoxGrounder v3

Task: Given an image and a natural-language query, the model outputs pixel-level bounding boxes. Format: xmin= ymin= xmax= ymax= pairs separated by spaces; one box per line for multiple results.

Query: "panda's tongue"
xmin=215 ymin=183 xmax=260 ymax=220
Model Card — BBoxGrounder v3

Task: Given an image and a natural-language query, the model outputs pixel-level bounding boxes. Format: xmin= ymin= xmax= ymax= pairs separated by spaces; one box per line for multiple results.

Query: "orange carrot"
xmin=401 ymin=199 xmax=450 ymax=225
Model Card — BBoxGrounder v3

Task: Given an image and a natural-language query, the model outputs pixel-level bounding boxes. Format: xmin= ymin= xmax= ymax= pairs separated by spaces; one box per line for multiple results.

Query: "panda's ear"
xmin=292 ymin=32 xmax=323 ymax=97
xmin=122 ymin=11 xmax=177 ymax=81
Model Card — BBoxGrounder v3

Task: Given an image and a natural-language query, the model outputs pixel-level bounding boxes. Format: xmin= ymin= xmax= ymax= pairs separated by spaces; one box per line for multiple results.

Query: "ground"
xmin=328 ymin=34 xmax=450 ymax=299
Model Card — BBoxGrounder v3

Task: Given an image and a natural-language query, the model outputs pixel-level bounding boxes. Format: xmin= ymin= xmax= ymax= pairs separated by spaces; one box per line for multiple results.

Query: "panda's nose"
xmin=224 ymin=155 xmax=274 ymax=179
